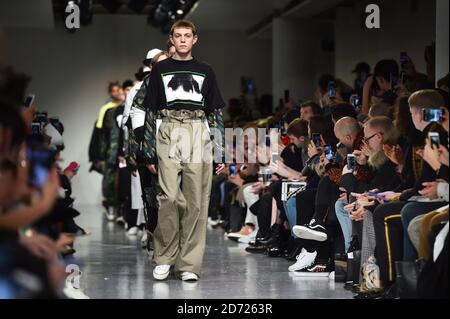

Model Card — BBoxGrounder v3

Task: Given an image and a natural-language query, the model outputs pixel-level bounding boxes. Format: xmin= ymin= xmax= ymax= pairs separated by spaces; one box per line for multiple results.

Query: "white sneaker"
xmin=153 ymin=265 xmax=171 ymax=280
xmin=127 ymin=226 xmax=139 ymax=236
xmin=207 ymin=217 xmax=219 ymax=227
xmin=63 ymin=286 xmax=90 ymax=299
xmin=104 ymin=207 xmax=116 ymax=222
xmin=180 ymin=271 xmax=199 ymax=281
xmin=288 ymin=248 xmax=317 ymax=272
xmin=238 ymin=229 xmax=258 ymax=244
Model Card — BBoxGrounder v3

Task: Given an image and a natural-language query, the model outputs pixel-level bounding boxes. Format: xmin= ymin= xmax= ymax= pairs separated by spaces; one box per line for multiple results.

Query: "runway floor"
xmin=73 ymin=204 xmax=353 ymax=299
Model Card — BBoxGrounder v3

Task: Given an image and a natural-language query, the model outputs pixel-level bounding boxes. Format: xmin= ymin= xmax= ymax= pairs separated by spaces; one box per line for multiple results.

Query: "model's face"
xmin=124 ymin=86 xmax=132 ymax=98
xmin=110 ymin=86 xmax=125 ymax=102
xmin=170 ymin=27 xmax=197 ymax=55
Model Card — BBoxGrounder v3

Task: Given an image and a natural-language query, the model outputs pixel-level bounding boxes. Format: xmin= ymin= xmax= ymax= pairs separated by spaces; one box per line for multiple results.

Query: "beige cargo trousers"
xmin=153 ymin=109 xmax=213 ymax=277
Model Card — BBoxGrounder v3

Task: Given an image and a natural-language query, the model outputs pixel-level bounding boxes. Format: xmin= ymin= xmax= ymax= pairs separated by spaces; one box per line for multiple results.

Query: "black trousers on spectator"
xmin=222 ymin=181 xmax=238 ymax=232
xmin=373 ymin=201 xmax=406 ymax=286
xmin=209 ymin=174 xmax=227 ymax=221
xmin=250 ymin=192 xmax=274 ymax=239
xmin=374 ymin=200 xmax=447 ymax=286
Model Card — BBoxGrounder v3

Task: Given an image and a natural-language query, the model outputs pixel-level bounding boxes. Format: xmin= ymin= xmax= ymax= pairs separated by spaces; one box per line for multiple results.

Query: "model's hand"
xmin=147 ymin=164 xmax=157 ymax=175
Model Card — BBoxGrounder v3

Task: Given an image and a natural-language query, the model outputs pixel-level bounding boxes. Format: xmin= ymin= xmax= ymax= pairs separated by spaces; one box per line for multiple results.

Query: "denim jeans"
xmin=283 ymin=197 xmax=297 ymax=237
xmin=335 ymin=199 xmax=352 ymax=253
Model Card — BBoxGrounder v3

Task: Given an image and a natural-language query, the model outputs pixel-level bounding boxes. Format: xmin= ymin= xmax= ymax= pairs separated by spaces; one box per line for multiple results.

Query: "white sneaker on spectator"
xmin=127 ymin=226 xmax=139 ymax=236
xmin=238 ymin=229 xmax=258 ymax=244
xmin=153 ymin=265 xmax=171 ymax=280
xmin=63 ymin=285 xmax=90 ymax=299
xmin=288 ymin=248 xmax=317 ymax=272
xmin=207 ymin=217 xmax=219 ymax=227
xmin=227 ymin=225 xmax=254 ymax=240
xmin=181 ymin=272 xmax=199 ymax=282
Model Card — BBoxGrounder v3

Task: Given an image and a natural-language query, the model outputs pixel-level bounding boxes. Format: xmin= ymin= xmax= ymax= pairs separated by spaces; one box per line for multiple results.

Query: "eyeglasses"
xmin=363 ymin=132 xmax=383 ymax=144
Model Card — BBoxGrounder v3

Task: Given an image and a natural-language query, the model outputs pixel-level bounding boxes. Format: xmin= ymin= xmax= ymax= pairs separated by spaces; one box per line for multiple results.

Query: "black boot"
xmin=286 ymin=238 xmax=303 ymax=261
xmin=259 ymin=223 xmax=283 ymax=247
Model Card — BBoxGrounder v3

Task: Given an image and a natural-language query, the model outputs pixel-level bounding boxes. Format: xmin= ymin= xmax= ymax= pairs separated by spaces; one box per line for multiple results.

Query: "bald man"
xmin=334 ymin=117 xmax=361 ymax=150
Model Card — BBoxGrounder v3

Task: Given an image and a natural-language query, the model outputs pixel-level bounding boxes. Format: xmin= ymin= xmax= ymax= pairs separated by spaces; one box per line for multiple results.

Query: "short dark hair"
xmin=287 ymin=119 xmax=308 ymax=138
xmin=300 ymin=100 xmax=323 ymax=116
xmin=122 ymin=80 xmax=134 ymax=90
xmin=318 ymin=74 xmax=335 ymax=92
xmin=108 ymin=81 xmax=120 ymax=93
xmin=170 ymin=20 xmax=197 ymax=36
xmin=374 ymin=59 xmax=399 ymax=82
xmin=331 ymin=103 xmax=357 ymax=122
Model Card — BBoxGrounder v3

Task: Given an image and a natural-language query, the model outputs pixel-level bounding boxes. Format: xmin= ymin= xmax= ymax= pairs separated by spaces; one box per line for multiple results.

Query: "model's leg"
xmin=175 ymin=121 xmax=212 ymax=276
xmin=153 ymin=122 xmax=185 ymax=266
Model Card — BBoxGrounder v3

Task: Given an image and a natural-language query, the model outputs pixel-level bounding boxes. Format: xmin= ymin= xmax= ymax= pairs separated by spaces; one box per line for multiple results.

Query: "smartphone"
xmin=31 ymin=123 xmax=41 ymax=135
xmin=423 ymin=108 xmax=443 ymax=122
xmin=367 ymin=191 xmax=387 ymax=202
xmin=229 ymin=163 xmax=236 ymax=176
xmin=271 ymin=152 xmax=278 ymax=163
xmin=428 ymin=132 xmax=440 ymax=147
xmin=328 ymin=81 xmax=336 ymax=98
xmin=350 ymin=94 xmax=361 ymax=111
xmin=312 ymin=133 xmax=321 ymax=148
xmin=23 ymin=94 xmax=35 ymax=108
xmin=27 ymin=146 xmax=55 ymax=189
xmin=347 ymin=154 xmax=356 ymax=171
xmin=324 ymin=144 xmax=333 ymax=161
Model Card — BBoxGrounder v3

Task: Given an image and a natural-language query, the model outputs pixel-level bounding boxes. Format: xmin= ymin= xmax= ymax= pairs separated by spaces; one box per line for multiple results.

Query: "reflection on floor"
xmin=72 ymin=204 xmax=353 ymax=299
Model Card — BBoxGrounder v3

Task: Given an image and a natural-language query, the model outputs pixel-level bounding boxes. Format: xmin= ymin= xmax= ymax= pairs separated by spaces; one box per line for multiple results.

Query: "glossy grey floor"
xmin=73 ymin=204 xmax=353 ymax=299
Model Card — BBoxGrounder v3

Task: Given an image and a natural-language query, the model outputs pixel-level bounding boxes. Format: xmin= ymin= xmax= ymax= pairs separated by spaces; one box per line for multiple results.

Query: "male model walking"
xmin=143 ymin=20 xmax=225 ymax=281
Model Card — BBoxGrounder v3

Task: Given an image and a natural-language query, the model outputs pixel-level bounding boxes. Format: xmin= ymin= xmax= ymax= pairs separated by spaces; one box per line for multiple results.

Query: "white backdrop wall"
xmin=2 ymin=15 xmax=272 ymax=205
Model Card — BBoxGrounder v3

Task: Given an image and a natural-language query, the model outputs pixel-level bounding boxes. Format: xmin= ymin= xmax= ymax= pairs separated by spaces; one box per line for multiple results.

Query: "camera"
xmin=422 ymin=108 xmax=443 ymax=122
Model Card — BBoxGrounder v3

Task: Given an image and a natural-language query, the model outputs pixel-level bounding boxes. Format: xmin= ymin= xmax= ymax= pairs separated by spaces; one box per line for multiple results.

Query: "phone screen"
xmin=23 ymin=94 xmax=35 ymax=108
xmin=429 ymin=133 xmax=440 ymax=147
xmin=229 ymin=163 xmax=236 ymax=176
xmin=347 ymin=154 xmax=356 ymax=171
xmin=27 ymin=147 xmax=54 ymax=189
xmin=328 ymin=81 xmax=336 ymax=98
xmin=324 ymin=145 xmax=333 ymax=161
xmin=312 ymin=133 xmax=321 ymax=148
xmin=423 ymin=108 xmax=443 ymax=122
